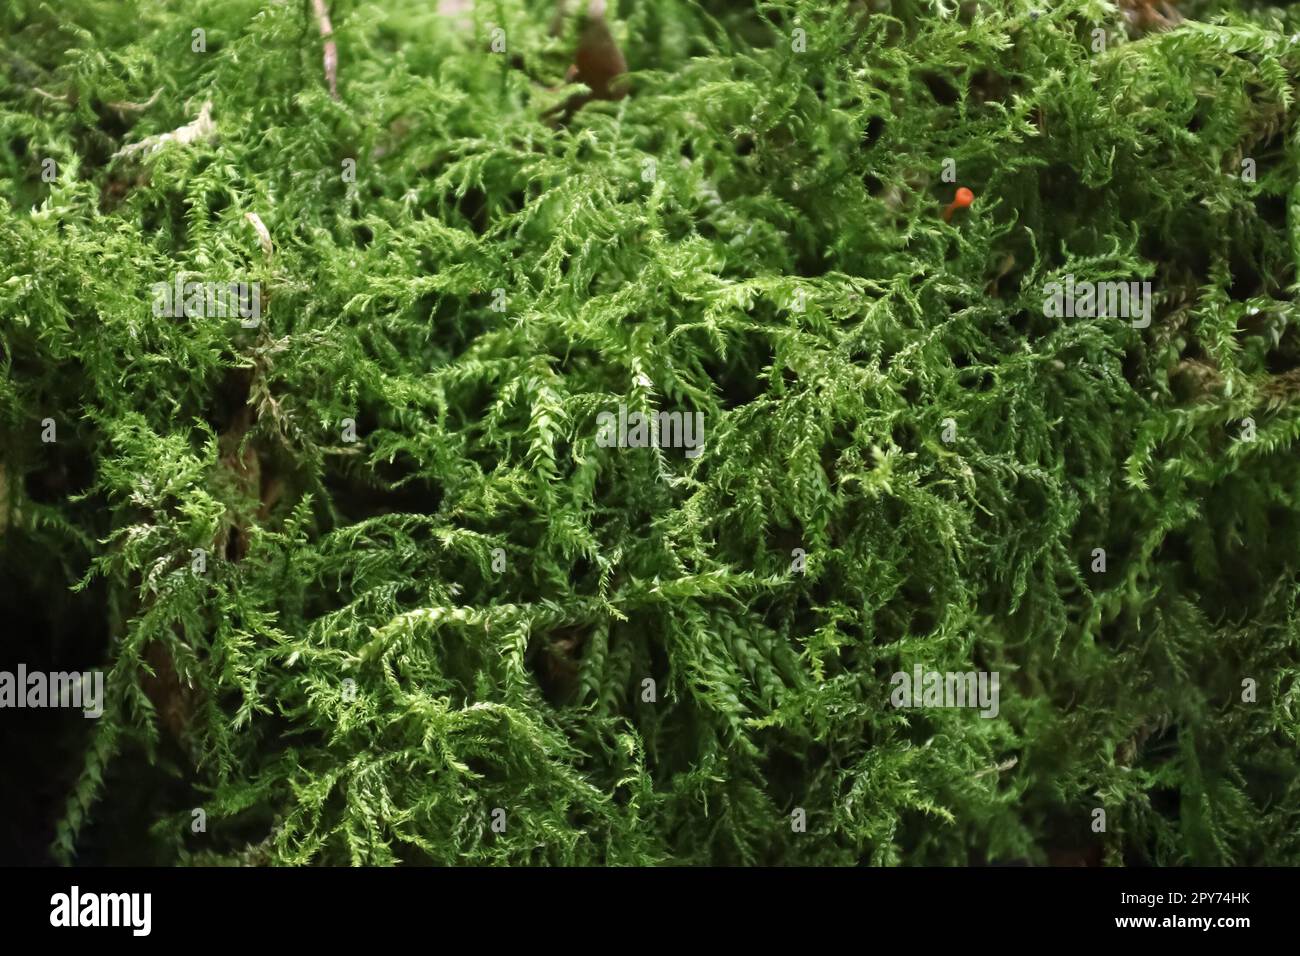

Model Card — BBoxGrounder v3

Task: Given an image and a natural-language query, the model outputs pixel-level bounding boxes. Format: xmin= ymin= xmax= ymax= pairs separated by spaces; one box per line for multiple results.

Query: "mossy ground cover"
xmin=1 ymin=0 xmax=1299 ymax=866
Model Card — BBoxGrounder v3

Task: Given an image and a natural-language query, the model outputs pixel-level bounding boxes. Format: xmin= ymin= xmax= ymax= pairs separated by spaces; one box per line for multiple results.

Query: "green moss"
xmin=1 ymin=0 xmax=1298 ymax=865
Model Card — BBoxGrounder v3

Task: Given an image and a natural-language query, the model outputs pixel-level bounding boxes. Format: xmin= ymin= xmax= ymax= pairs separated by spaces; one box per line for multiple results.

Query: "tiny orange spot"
xmin=943 ymin=186 xmax=975 ymax=222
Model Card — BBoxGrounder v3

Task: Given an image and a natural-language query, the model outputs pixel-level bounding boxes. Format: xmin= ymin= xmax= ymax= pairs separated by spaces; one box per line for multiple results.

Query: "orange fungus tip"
xmin=943 ymin=186 xmax=975 ymax=222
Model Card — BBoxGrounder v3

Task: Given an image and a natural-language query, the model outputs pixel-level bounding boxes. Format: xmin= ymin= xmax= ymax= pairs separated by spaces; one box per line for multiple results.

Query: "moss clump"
xmin=1 ymin=0 xmax=1298 ymax=865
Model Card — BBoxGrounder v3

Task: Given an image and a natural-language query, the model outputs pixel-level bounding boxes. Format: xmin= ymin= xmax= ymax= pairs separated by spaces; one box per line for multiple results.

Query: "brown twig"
xmin=31 ymin=86 xmax=71 ymax=104
xmin=245 ymin=212 xmax=274 ymax=259
xmin=105 ymin=88 xmax=163 ymax=114
xmin=312 ymin=0 xmax=339 ymax=100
